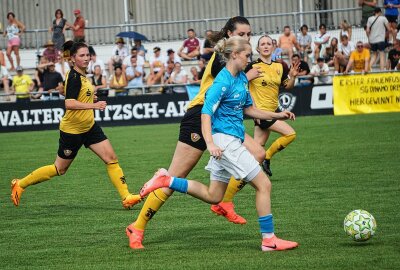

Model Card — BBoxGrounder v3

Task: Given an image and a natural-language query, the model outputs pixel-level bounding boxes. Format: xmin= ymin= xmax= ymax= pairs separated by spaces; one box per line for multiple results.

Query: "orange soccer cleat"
xmin=122 ymin=194 xmax=142 ymax=209
xmin=126 ymin=223 xmax=144 ymax=249
xmin=11 ymin=179 xmax=24 ymax=207
xmin=211 ymin=201 xmax=247 ymax=224
xmin=139 ymin=168 xmax=171 ymax=197
xmin=261 ymin=235 xmax=299 ymax=251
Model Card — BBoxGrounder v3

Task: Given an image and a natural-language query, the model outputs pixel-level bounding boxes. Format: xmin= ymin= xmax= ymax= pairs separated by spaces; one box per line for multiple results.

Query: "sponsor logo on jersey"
xmin=191 ymin=133 xmax=201 ymax=142
xmin=64 ymin=149 xmax=72 ymax=157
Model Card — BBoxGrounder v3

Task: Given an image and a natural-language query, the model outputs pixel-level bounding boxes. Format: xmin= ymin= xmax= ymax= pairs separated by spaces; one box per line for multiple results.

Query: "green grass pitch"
xmin=0 ymin=113 xmax=399 ymax=270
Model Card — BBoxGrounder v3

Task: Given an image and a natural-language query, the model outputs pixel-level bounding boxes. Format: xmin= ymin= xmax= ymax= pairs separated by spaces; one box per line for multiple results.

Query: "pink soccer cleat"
xmin=139 ymin=168 xmax=171 ymax=197
xmin=126 ymin=223 xmax=144 ymax=249
xmin=211 ymin=202 xmax=247 ymax=224
xmin=261 ymin=235 xmax=299 ymax=251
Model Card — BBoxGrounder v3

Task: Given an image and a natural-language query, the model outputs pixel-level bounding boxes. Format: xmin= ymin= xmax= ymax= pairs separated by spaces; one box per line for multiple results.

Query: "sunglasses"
xmin=357 ymin=45 xmax=363 ymax=48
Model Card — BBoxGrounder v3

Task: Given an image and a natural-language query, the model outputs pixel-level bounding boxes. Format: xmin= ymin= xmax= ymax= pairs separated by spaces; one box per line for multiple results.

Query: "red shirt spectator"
xmin=72 ymin=9 xmax=85 ymax=42
xmin=178 ymin=28 xmax=200 ymax=60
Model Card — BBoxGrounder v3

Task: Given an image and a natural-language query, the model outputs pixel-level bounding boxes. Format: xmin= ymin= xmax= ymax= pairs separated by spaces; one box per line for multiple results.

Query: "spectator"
xmin=384 ymin=0 xmax=400 ymax=45
xmin=169 ymin=62 xmax=188 ymax=93
xmin=71 ymin=9 xmax=85 ymax=43
xmin=197 ymin=58 xmax=206 ymax=80
xmin=0 ymin=64 xmax=11 ymax=101
xmin=54 ymin=55 xmax=70 ymax=80
xmin=39 ymin=62 xmax=64 ymax=101
xmin=387 ymin=38 xmax=400 ymax=70
xmin=50 ymin=9 xmax=68 ymax=51
xmin=366 ymin=8 xmax=389 ymax=70
xmin=201 ymin=30 xmax=214 ymax=61
xmin=87 ymin=46 xmax=106 ymax=76
xmin=344 ymin=41 xmax=370 ymax=74
xmin=313 ymin=24 xmax=331 ymax=63
xmin=278 ymin=26 xmax=299 ymax=65
xmin=91 ymin=65 xmax=108 ymax=97
xmin=297 ymin=24 xmax=312 ymax=62
xmin=146 ymin=46 xmax=166 ymax=88
xmin=11 ymin=66 xmax=33 ymax=103
xmin=34 ymin=56 xmax=49 ymax=99
xmin=42 ymin=40 xmax=59 ymax=63
xmin=0 ymin=50 xmax=5 ymax=66
xmin=3 ymin=12 xmax=25 ymax=71
xmin=109 ymin=65 xmax=128 ymax=96
xmin=166 ymin=48 xmax=181 ymax=64
xmin=324 ymin=37 xmax=338 ymax=67
xmin=310 ymin=57 xmax=330 ymax=84
xmin=133 ymin=39 xmax=146 ymax=58
xmin=189 ymin=67 xmax=200 ymax=84
xmin=122 ymin=47 xmax=145 ymax=72
xmin=339 ymin=20 xmax=352 ymax=41
xmin=271 ymin=39 xmax=283 ymax=62
xmin=163 ymin=60 xmax=175 ymax=84
xmin=334 ymin=35 xmax=355 ymax=73
xmin=126 ymin=55 xmax=144 ymax=95
xmin=178 ymin=28 xmax=200 ymax=60
xmin=359 ymin=0 xmax=377 ymax=28
xmin=291 ymin=54 xmax=311 ymax=85
xmin=109 ymin=38 xmax=129 ymax=73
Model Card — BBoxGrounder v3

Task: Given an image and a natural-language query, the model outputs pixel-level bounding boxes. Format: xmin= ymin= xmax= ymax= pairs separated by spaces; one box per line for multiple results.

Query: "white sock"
xmin=262 ymin=232 xmax=275 ymax=239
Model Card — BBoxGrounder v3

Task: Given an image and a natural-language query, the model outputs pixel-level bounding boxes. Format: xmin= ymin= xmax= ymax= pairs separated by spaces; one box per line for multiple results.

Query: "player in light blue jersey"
xmin=134 ymin=36 xmax=299 ymax=251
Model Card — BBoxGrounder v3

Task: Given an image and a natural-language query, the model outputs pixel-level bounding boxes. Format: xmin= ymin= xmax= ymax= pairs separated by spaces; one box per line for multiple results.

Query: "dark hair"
xmin=284 ymin=25 xmax=290 ymax=30
xmin=300 ymin=24 xmax=308 ymax=31
xmin=319 ymin=24 xmax=326 ymax=30
xmin=292 ymin=54 xmax=300 ymax=58
xmin=209 ymin=16 xmax=250 ymax=43
xmin=114 ymin=64 xmax=122 ymax=71
xmin=88 ymin=45 xmax=96 ymax=56
xmin=7 ymin=12 xmax=15 ymax=19
xmin=317 ymin=57 xmax=324 ymax=62
xmin=55 ymin=9 xmax=63 ymax=17
xmin=70 ymin=42 xmax=88 ymax=56
xmin=187 ymin=28 xmax=195 ymax=32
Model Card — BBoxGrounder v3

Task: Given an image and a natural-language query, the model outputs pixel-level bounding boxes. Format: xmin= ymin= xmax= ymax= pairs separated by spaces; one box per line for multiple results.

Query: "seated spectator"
xmin=109 ymin=65 xmax=128 ymax=96
xmin=166 ymin=48 xmax=181 ymax=64
xmin=178 ymin=28 xmax=200 ymax=60
xmin=146 ymin=46 xmax=166 ymax=88
xmin=54 ymin=55 xmax=70 ymax=80
xmin=334 ymin=35 xmax=355 ymax=73
xmin=291 ymin=54 xmax=311 ymax=85
xmin=310 ymin=57 xmax=330 ymax=84
xmin=387 ymin=38 xmax=400 ymax=70
xmin=163 ymin=60 xmax=175 ymax=84
xmin=11 ymin=66 xmax=34 ymax=103
xmin=297 ymin=24 xmax=312 ymax=62
xmin=313 ymin=24 xmax=331 ymax=63
xmin=201 ymin=30 xmax=214 ymax=61
xmin=122 ymin=47 xmax=145 ymax=72
xmin=42 ymin=40 xmax=59 ymax=63
xmin=189 ymin=67 xmax=200 ymax=84
xmin=323 ymin=37 xmax=338 ymax=67
xmin=169 ymin=62 xmax=188 ymax=93
xmin=134 ymin=39 xmax=147 ymax=58
xmin=87 ymin=46 xmax=106 ymax=76
xmin=271 ymin=39 xmax=283 ymax=62
xmin=278 ymin=26 xmax=299 ymax=65
xmin=340 ymin=20 xmax=352 ymax=40
xmin=108 ymin=38 xmax=129 ymax=73
xmin=39 ymin=62 xmax=64 ymax=100
xmin=344 ymin=41 xmax=370 ymax=74
xmin=126 ymin=55 xmax=144 ymax=95
xmin=91 ymin=65 xmax=108 ymax=97
xmin=0 ymin=64 xmax=11 ymax=101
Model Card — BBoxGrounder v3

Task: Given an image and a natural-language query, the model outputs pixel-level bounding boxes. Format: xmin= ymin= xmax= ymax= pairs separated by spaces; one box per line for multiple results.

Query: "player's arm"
xmin=244 ymin=106 xmax=295 ymax=121
xmin=245 ymin=62 xmax=262 ymax=81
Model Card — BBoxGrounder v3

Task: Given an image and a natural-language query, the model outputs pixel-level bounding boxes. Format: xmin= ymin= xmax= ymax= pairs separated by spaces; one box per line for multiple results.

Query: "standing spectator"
xmin=271 ymin=39 xmax=283 ymax=62
xmin=42 ymin=40 xmax=59 ymax=63
xmin=169 ymin=62 xmax=188 ymax=93
xmin=126 ymin=55 xmax=144 ymax=94
xmin=387 ymin=38 xmax=400 ymax=69
xmin=323 ymin=37 xmax=338 ymax=67
xmin=178 ymin=28 xmax=200 ymax=60
xmin=50 ymin=9 xmax=68 ymax=51
xmin=146 ymin=47 xmax=166 ymax=87
xmin=278 ymin=26 xmax=299 ymax=65
xmin=359 ymin=0 xmax=377 ymax=28
xmin=11 ymin=66 xmax=34 ymax=103
xmin=310 ymin=58 xmax=330 ymax=84
xmin=122 ymin=47 xmax=145 ymax=72
xmin=109 ymin=38 xmax=129 ymax=72
xmin=87 ymin=46 xmax=106 ymax=76
xmin=134 ymin=39 xmax=146 ymax=58
xmin=313 ymin=24 xmax=331 ymax=63
xmin=109 ymin=65 xmax=128 ymax=96
xmin=201 ymin=30 xmax=214 ymax=61
xmin=54 ymin=55 xmax=70 ymax=80
xmin=291 ymin=54 xmax=311 ymax=85
xmin=0 ymin=64 xmax=11 ymax=101
xmin=383 ymin=0 xmax=400 ymax=44
xmin=344 ymin=41 xmax=370 ymax=74
xmin=71 ymin=9 xmax=85 ymax=43
xmin=297 ymin=24 xmax=312 ymax=62
xmin=91 ymin=65 xmax=108 ymax=97
xmin=334 ymin=35 xmax=355 ymax=73
xmin=40 ymin=63 xmax=64 ymax=100
xmin=366 ymin=8 xmax=390 ymax=70
xmin=339 ymin=20 xmax=353 ymax=41
xmin=3 ymin=12 xmax=25 ymax=71
xmin=166 ymin=48 xmax=181 ymax=64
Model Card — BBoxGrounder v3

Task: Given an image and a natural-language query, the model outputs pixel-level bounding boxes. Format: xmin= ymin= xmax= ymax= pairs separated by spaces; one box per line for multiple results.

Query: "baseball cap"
xmin=16 ymin=66 xmax=23 ymax=72
xmin=153 ymin=46 xmax=161 ymax=52
xmin=167 ymin=49 xmax=175 ymax=54
xmin=74 ymin=9 xmax=81 ymax=15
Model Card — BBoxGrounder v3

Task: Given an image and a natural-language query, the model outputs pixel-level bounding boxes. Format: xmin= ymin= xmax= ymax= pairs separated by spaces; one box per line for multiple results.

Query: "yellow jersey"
xmin=349 ymin=49 xmax=370 ymax=72
xmin=245 ymin=59 xmax=289 ymax=112
xmin=12 ymin=74 xmax=33 ymax=99
xmin=60 ymin=68 xmax=95 ymax=134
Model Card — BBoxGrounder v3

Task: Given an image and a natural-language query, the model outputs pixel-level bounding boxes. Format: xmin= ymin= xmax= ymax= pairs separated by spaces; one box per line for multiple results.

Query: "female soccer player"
xmin=246 ymin=35 xmax=299 ymax=176
xmin=134 ymin=36 xmax=298 ymax=251
xmin=127 ymin=16 xmax=264 ymax=249
xmin=10 ymin=42 xmax=141 ymax=209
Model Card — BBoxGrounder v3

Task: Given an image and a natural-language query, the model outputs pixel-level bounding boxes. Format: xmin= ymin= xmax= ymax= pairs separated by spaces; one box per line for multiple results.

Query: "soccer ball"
xmin=343 ymin=209 xmax=377 ymax=242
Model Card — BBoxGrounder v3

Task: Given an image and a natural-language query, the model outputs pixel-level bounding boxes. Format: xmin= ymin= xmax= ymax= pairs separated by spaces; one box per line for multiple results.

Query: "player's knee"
xmin=6 ymin=51 xmax=11 ymax=57
xmin=286 ymin=132 xmax=296 ymax=142
xmin=258 ymin=175 xmax=272 ymax=193
xmin=255 ymin=146 xmax=266 ymax=163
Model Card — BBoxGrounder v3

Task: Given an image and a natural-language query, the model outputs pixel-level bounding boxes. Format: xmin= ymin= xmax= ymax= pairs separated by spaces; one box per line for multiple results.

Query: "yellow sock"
xmin=134 ymin=188 xmax=170 ymax=230
xmin=265 ymin=133 xmax=296 ymax=160
xmin=19 ymin=164 xmax=59 ymax=189
xmin=222 ymin=176 xmax=246 ymax=203
xmin=106 ymin=160 xmax=130 ymax=200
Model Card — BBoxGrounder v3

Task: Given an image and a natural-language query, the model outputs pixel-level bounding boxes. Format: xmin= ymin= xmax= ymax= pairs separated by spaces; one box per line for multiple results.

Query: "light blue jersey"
xmin=202 ymin=67 xmax=252 ymax=142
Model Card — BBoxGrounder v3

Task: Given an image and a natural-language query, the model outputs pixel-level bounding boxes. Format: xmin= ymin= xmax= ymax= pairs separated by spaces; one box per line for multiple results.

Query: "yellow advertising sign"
xmin=333 ymin=73 xmax=400 ymax=115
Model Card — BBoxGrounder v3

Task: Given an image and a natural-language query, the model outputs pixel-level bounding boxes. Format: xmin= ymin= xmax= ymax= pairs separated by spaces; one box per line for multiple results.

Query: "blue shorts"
xmin=370 ymin=42 xmax=386 ymax=52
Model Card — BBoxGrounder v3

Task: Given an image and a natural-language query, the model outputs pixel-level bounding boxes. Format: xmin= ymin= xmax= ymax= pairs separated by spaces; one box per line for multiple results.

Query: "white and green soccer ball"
xmin=343 ymin=209 xmax=377 ymax=242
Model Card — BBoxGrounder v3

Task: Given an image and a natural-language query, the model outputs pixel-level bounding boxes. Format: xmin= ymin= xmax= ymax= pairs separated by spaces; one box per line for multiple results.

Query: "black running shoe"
xmin=262 ymin=159 xmax=272 ymax=176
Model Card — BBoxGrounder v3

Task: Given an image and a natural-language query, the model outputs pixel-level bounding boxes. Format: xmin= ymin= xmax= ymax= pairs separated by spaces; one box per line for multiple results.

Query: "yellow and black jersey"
xmin=60 ymin=68 xmax=95 ymax=134
xmin=245 ymin=59 xmax=289 ymax=112
xmin=188 ymin=52 xmax=225 ymax=109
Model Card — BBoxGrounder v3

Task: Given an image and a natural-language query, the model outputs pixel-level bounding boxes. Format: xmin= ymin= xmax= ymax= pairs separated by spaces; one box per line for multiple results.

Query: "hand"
xmin=277 ymin=111 xmax=295 ymax=121
xmin=93 ymin=94 xmax=98 ymax=103
xmin=95 ymin=101 xmax=107 ymax=111
xmin=343 ymin=70 xmax=348 ymax=75
xmin=246 ymin=66 xmax=263 ymax=81
xmin=207 ymin=143 xmax=223 ymax=159
xmin=289 ymin=61 xmax=300 ymax=77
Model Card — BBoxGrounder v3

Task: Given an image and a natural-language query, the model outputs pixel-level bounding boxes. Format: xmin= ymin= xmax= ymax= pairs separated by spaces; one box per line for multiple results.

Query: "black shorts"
xmin=386 ymin=15 xmax=398 ymax=23
xmin=178 ymin=105 xmax=207 ymax=151
xmin=370 ymin=42 xmax=386 ymax=52
xmin=254 ymin=119 xmax=277 ymax=129
xmin=58 ymin=122 xmax=107 ymax=159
